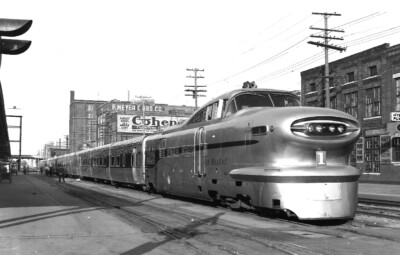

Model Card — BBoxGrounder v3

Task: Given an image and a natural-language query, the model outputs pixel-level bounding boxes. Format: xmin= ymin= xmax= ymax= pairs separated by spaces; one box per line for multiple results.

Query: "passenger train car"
xmin=43 ymin=88 xmax=361 ymax=220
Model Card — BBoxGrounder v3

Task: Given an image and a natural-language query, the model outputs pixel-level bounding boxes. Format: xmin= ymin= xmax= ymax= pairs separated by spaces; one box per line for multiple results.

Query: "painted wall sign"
xmin=117 ymin=115 xmax=188 ymax=133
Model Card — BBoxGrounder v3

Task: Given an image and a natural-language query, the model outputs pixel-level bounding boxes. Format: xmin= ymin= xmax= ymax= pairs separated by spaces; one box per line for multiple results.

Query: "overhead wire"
xmin=233 ymin=12 xmax=399 ymax=86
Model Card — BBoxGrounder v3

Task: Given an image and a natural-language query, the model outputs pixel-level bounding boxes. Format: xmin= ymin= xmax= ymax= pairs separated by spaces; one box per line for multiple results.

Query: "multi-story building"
xmin=96 ymin=99 xmax=196 ymax=146
xmin=301 ymin=43 xmax=400 ymax=183
xmin=69 ymin=91 xmax=196 ymax=151
xmin=69 ymin=91 xmax=107 ymax=152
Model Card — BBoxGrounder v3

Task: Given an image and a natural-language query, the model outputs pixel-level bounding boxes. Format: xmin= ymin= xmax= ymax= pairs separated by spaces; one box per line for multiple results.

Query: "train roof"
xmin=202 ymin=88 xmax=298 ymax=106
xmin=51 ymin=136 xmax=145 ymax=160
xmin=160 ymin=88 xmax=299 ymax=134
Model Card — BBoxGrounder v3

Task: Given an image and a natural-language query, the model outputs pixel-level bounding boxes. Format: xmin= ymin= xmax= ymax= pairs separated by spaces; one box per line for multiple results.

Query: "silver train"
xmin=43 ymin=88 xmax=361 ymax=220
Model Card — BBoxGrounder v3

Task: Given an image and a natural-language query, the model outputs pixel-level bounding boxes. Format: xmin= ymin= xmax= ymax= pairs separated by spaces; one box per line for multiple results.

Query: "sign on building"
xmin=117 ymin=115 xmax=188 ymax=134
xmin=391 ymin=112 xmax=400 ymax=121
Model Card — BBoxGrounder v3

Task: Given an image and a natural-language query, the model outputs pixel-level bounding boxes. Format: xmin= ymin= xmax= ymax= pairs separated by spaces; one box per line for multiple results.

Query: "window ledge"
xmin=362 ymin=172 xmax=381 ymax=175
xmin=306 ymin=91 xmax=318 ymax=95
xmin=363 ymin=116 xmax=382 ymax=120
xmin=362 ymin=74 xmax=381 ymax=81
xmin=341 ymin=81 xmax=357 ymax=87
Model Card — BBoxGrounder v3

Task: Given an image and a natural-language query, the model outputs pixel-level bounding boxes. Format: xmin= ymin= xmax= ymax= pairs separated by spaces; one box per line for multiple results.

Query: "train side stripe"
xmin=229 ymin=174 xmax=360 ymax=183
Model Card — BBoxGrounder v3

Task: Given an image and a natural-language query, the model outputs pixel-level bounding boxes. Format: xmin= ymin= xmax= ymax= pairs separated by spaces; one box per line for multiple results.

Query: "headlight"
xmin=291 ymin=119 xmax=357 ymax=137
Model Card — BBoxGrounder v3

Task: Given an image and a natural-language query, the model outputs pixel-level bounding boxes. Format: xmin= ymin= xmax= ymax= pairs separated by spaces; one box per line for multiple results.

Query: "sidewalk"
xmin=359 ymin=182 xmax=400 ymax=202
xmin=0 ymin=174 xmax=155 ymax=255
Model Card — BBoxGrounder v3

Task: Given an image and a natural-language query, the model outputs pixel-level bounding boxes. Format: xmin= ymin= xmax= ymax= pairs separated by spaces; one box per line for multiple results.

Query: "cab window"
xmin=188 ymin=101 xmax=221 ymax=124
xmin=188 ymin=107 xmax=207 ymax=125
xmin=270 ymin=93 xmax=300 ymax=107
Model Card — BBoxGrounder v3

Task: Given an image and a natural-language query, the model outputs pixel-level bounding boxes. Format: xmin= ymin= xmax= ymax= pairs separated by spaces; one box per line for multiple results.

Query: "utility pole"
xmin=185 ymin=68 xmax=206 ymax=109
xmin=308 ymin=12 xmax=346 ymax=108
xmin=135 ymin=95 xmax=151 ymax=136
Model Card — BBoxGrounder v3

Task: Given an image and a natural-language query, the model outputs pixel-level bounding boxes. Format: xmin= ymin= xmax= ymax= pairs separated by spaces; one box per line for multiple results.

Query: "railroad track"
xmin=357 ymin=197 xmax=400 ymax=221
xmin=46 ymin=177 xmax=330 ymax=255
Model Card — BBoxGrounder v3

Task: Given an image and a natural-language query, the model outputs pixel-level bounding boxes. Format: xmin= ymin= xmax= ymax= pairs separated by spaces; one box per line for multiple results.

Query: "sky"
xmin=1 ymin=0 xmax=400 ymax=155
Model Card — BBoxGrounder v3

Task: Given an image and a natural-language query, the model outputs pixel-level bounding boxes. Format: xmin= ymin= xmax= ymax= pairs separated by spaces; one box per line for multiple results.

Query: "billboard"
xmin=117 ymin=115 xmax=188 ymax=134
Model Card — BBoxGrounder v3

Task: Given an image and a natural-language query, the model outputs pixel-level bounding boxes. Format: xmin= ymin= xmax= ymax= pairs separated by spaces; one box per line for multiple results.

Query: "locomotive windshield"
xmin=226 ymin=92 xmax=300 ymax=117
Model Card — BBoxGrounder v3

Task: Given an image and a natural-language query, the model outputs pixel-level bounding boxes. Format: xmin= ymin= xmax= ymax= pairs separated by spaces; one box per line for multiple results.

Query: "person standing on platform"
xmin=58 ymin=168 xmax=65 ymax=183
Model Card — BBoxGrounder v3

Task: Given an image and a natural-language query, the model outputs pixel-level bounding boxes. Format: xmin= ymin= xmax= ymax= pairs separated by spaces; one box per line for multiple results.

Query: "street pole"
xmin=135 ymin=96 xmax=151 ymax=136
xmin=185 ymin=68 xmax=206 ymax=109
xmin=308 ymin=12 xmax=346 ymax=108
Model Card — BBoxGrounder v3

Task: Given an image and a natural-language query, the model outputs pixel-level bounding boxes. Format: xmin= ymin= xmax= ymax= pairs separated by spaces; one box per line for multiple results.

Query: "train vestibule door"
xmin=194 ymin=127 xmax=207 ymax=194
xmin=132 ymin=147 xmax=143 ymax=184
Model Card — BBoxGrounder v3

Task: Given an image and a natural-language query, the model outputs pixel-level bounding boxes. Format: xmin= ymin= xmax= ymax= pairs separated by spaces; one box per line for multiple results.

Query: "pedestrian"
xmin=58 ymin=168 xmax=65 ymax=183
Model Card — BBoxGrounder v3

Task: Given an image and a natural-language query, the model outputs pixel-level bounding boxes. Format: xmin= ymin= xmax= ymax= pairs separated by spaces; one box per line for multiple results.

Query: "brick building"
xmin=69 ymin=91 xmax=107 ymax=152
xmin=96 ymin=99 xmax=195 ymax=146
xmin=301 ymin=43 xmax=400 ymax=183
xmin=69 ymin=91 xmax=196 ymax=152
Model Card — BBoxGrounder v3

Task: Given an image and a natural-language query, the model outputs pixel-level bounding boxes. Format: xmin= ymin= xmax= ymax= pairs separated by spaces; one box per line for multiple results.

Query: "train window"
xmin=211 ymin=102 xmax=219 ymax=120
xmin=226 ymin=100 xmax=238 ymax=117
xmin=137 ymin=151 xmax=143 ymax=166
xmin=188 ymin=107 xmax=207 ymax=124
xmin=236 ymin=93 xmax=273 ymax=109
xmin=269 ymin=93 xmax=300 ymax=107
xmin=116 ymin=156 xmax=120 ymax=167
xmin=122 ymin=154 xmax=126 ymax=167
xmin=206 ymin=105 xmax=213 ymax=120
xmin=126 ymin=153 xmax=132 ymax=167
xmin=160 ymin=139 xmax=166 ymax=149
xmin=111 ymin=157 xmax=115 ymax=167
xmin=205 ymin=102 xmax=219 ymax=121
xmin=145 ymin=148 xmax=156 ymax=167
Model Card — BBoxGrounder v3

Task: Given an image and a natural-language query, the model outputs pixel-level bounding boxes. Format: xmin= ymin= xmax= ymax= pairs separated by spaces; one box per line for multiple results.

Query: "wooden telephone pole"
xmin=185 ymin=68 xmax=206 ymax=109
xmin=308 ymin=12 xmax=346 ymax=108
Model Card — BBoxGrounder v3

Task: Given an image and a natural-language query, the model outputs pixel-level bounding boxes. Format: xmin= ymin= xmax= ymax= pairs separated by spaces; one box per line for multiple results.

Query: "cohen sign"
xmin=117 ymin=115 xmax=187 ymax=134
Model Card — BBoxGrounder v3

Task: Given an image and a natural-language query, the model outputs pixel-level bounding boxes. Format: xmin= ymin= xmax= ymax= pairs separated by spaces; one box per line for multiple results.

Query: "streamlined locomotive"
xmin=46 ymin=88 xmax=361 ymax=220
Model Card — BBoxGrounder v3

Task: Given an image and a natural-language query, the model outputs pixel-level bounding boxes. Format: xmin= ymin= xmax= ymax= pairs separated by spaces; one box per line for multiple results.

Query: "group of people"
xmin=40 ymin=165 xmax=65 ymax=182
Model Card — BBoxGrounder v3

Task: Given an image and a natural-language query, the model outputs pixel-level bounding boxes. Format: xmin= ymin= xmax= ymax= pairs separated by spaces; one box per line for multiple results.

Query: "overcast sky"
xmin=1 ymin=0 xmax=399 ymax=155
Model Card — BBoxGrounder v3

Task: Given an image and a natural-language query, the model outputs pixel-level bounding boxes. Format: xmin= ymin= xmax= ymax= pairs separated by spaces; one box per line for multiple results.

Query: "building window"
xmin=87 ymin=104 xmax=94 ymax=111
xmin=396 ymin=78 xmax=400 ymax=111
xmin=309 ymin=83 xmax=316 ymax=92
xmin=330 ymin=96 xmax=337 ymax=110
xmin=350 ymin=143 xmax=357 ymax=167
xmin=365 ymin=87 xmax=381 ymax=118
xmin=364 ymin=136 xmax=380 ymax=173
xmin=369 ymin=65 xmax=377 ymax=76
xmin=392 ymin=137 xmax=400 ymax=162
xmin=87 ymin=112 xmax=93 ymax=118
xmin=344 ymin=92 xmax=358 ymax=118
xmin=307 ymin=100 xmax=318 ymax=107
xmin=347 ymin=72 xmax=355 ymax=82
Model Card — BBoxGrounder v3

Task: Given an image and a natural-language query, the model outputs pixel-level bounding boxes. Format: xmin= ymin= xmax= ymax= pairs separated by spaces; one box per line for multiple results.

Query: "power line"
xmin=208 ymin=13 xmax=389 ymax=88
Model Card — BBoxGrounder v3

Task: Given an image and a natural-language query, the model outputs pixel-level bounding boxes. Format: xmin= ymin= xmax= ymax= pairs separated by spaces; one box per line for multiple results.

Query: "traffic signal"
xmin=0 ymin=18 xmax=32 ymax=65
